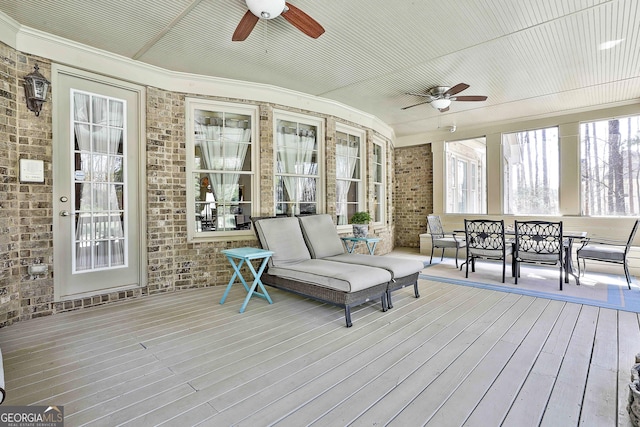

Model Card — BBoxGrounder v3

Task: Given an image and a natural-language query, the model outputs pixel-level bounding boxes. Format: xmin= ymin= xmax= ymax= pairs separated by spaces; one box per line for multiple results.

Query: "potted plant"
xmin=350 ymin=211 xmax=372 ymax=238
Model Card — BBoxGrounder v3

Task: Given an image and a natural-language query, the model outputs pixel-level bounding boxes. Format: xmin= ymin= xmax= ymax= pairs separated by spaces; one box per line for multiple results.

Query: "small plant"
xmin=350 ymin=211 xmax=372 ymax=224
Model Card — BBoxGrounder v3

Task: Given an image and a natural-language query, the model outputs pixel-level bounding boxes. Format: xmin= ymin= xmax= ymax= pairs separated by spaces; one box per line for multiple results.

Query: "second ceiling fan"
xmin=232 ymin=0 xmax=325 ymax=41
xmin=402 ymin=83 xmax=488 ymax=112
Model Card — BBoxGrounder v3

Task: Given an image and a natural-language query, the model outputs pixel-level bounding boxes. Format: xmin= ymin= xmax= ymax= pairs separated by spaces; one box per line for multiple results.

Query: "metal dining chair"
xmin=514 ymin=220 xmax=564 ymax=290
xmin=427 ymin=214 xmax=466 ymax=268
xmin=464 ymin=219 xmax=512 ymax=283
xmin=576 ymin=219 xmax=639 ymax=289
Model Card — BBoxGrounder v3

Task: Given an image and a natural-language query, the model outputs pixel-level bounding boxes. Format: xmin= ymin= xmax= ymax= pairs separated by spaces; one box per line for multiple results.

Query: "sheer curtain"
xmin=74 ymin=93 xmax=125 ymax=271
xmin=276 ymin=129 xmax=316 ymax=215
xmin=336 ymin=144 xmax=359 ymax=225
xmin=195 ymin=122 xmax=249 ymax=221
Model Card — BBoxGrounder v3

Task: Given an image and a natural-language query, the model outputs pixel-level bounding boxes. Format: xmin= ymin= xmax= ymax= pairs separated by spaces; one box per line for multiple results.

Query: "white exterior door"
xmin=53 ymin=66 xmax=145 ymax=300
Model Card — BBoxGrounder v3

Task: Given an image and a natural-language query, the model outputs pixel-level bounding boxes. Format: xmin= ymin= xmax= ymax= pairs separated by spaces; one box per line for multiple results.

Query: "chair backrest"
xmin=515 ymin=220 xmax=563 ymax=258
xmin=252 ymin=216 xmax=311 ymax=268
xmin=297 ymin=214 xmax=345 ymax=258
xmin=625 ymin=219 xmax=640 ymax=252
xmin=427 ymin=215 xmax=445 ymax=239
xmin=464 ymin=219 xmax=506 ymax=250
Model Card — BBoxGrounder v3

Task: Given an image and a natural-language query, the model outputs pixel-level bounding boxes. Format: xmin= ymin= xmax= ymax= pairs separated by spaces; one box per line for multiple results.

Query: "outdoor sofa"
xmin=252 ymin=215 xmax=424 ymax=327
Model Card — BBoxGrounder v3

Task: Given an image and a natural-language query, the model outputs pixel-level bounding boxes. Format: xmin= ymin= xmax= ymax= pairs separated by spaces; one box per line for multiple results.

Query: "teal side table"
xmin=220 ymin=247 xmax=274 ymax=313
xmin=340 ymin=237 xmax=381 ymax=255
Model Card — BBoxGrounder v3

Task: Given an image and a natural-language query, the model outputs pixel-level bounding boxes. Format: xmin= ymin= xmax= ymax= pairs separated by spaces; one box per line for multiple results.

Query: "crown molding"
xmin=1 ymin=13 xmax=395 ymax=141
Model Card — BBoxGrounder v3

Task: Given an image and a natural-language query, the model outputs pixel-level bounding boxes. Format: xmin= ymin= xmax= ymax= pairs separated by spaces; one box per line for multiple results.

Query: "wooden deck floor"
xmin=1 ymin=277 xmax=639 ymax=426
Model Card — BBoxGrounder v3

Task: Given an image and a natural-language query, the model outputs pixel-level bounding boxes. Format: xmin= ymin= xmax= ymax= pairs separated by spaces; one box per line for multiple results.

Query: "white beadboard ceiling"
xmin=1 ymin=0 xmax=639 ymax=138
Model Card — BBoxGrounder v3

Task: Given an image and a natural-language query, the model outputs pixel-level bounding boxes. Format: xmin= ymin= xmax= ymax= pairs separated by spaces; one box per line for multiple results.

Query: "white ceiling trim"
xmin=396 ymin=100 xmax=640 ymax=147
xmin=2 ymin=14 xmax=395 ymax=141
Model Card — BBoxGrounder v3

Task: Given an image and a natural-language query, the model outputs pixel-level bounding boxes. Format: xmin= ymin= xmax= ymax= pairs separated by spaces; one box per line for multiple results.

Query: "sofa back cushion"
xmin=253 ymin=217 xmax=311 ymax=267
xmin=298 ymin=214 xmax=345 ymax=259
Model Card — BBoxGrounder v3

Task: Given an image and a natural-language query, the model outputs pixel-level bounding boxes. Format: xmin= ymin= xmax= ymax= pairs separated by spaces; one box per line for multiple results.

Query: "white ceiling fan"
xmin=402 ymin=83 xmax=488 ymax=112
xmin=232 ymin=0 xmax=325 ymax=41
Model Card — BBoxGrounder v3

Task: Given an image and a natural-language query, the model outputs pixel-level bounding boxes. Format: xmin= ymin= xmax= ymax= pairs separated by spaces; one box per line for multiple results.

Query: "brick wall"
xmin=16 ymin=55 xmax=54 ymax=321
xmin=0 ymin=42 xmax=401 ymax=326
xmin=393 ymin=144 xmax=433 ymax=247
xmin=0 ymin=44 xmax=19 ymax=327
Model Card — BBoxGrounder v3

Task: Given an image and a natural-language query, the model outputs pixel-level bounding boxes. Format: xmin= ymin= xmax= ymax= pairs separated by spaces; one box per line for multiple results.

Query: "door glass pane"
xmin=72 ymin=90 xmax=127 ymax=272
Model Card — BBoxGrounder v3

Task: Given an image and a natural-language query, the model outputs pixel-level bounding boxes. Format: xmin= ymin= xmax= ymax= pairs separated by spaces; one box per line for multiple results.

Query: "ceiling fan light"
xmin=431 ymin=98 xmax=451 ymax=110
xmin=246 ymin=0 xmax=286 ymax=20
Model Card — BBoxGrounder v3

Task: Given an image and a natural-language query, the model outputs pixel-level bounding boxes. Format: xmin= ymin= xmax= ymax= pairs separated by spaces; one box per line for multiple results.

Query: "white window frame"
xmin=273 ymin=110 xmax=325 ymax=216
xmin=580 ymin=114 xmax=640 ymax=217
xmin=445 ymin=138 xmax=487 ymax=214
xmin=502 ymin=126 xmax=559 ymax=215
xmin=372 ymin=136 xmax=386 ymax=225
xmin=185 ymin=98 xmax=259 ymax=241
xmin=335 ymin=123 xmax=365 ymax=228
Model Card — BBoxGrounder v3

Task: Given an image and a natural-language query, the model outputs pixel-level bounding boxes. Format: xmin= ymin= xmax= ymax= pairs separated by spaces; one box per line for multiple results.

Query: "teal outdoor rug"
xmin=420 ymin=257 xmax=640 ymax=313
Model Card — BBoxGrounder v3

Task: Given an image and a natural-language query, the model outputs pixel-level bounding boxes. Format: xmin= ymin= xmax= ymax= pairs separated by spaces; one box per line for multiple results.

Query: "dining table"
xmin=452 ymin=227 xmax=588 ymax=286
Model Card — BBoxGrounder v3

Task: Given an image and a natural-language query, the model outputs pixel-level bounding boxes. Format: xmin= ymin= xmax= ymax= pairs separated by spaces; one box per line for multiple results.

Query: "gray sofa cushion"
xmin=298 ymin=214 xmax=424 ymax=279
xmin=268 ymin=259 xmax=391 ymax=292
xmin=324 ymin=253 xmax=424 ymax=279
xmin=298 ymin=214 xmax=345 ymax=258
xmin=254 ymin=217 xmax=311 ymax=267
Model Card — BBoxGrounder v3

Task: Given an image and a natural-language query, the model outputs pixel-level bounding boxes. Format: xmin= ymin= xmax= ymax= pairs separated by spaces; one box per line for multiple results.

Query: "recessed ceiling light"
xmin=599 ymin=39 xmax=624 ymax=50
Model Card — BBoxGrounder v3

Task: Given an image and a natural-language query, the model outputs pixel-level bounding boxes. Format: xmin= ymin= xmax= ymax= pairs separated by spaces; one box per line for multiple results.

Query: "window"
xmin=186 ymin=99 xmax=257 ymax=239
xmin=274 ymin=112 xmax=323 ymax=216
xmin=581 ymin=115 xmax=640 ymax=216
xmin=372 ymin=138 xmax=386 ymax=223
xmin=445 ymin=138 xmax=487 ymax=214
xmin=335 ymin=125 xmax=363 ymax=225
xmin=502 ymin=127 xmax=559 ymax=215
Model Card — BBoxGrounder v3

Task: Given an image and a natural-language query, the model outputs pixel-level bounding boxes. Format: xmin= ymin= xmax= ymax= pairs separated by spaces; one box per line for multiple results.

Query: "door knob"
xmin=60 ymin=210 xmax=70 ymax=217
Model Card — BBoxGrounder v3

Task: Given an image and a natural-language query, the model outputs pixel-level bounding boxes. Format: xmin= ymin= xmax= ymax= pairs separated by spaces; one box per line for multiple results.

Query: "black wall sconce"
xmin=23 ymin=64 xmax=50 ymax=117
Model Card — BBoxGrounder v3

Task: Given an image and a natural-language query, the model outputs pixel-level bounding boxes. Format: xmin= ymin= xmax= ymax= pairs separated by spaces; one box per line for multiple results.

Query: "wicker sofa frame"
xmin=258 ymin=272 xmax=389 ymax=327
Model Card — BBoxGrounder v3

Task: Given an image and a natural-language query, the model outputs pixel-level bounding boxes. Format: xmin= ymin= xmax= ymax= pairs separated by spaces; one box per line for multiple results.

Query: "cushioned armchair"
xmin=577 ymin=219 xmax=639 ymax=289
xmin=464 ymin=219 xmax=512 ymax=283
xmin=514 ymin=220 xmax=564 ymax=289
xmin=427 ymin=214 xmax=466 ymax=268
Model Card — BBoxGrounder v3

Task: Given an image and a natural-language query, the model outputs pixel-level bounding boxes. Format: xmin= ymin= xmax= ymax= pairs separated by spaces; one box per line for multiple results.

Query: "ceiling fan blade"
xmin=444 ymin=83 xmax=470 ymax=97
xmin=232 ymin=10 xmax=259 ymax=41
xmin=406 ymin=92 xmax=434 ymax=98
xmin=438 ymin=106 xmax=450 ymax=113
xmin=401 ymin=100 xmax=431 ymax=110
xmin=282 ymin=2 xmax=325 ymax=38
xmin=451 ymin=95 xmax=488 ymax=102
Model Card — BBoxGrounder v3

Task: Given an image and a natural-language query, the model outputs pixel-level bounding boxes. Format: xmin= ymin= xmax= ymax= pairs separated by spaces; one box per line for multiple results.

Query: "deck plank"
xmin=578 ymin=308 xmax=620 ymax=426
xmin=202 ymin=285 xmax=483 ymax=426
xmin=129 ymin=284 xmax=456 ymax=427
xmin=0 ymin=262 xmax=632 ymax=427
xmin=390 ymin=297 xmax=551 ymax=426
xmin=426 ymin=299 xmax=565 ymax=426
xmin=466 ymin=302 xmax=581 ymax=426
xmin=261 ymin=286 xmax=489 ymax=427
xmin=348 ymin=293 xmax=526 ymax=426
xmin=539 ymin=305 xmax=600 ymax=426
xmin=618 ymin=311 xmax=640 ymax=427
